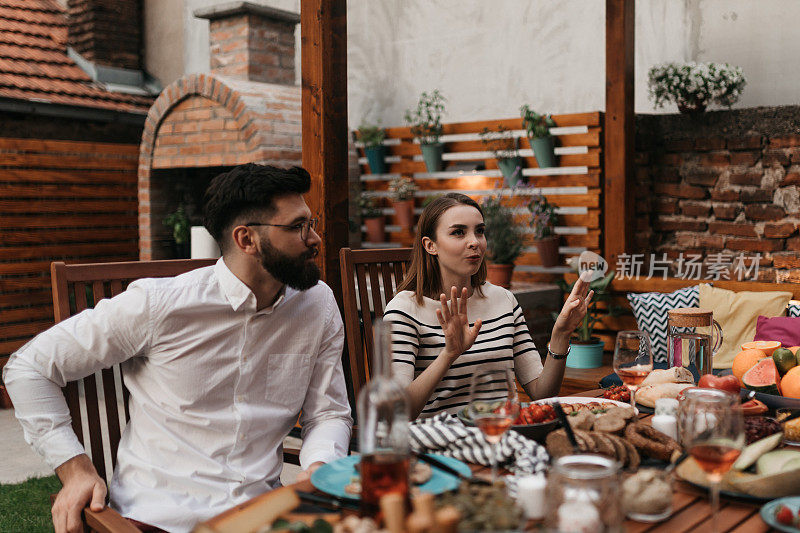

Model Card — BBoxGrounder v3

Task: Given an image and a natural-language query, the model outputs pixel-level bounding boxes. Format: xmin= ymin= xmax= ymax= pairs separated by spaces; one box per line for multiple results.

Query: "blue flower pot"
xmin=497 ymin=156 xmax=523 ymax=187
xmin=530 ymin=136 xmax=557 ymax=168
xmin=566 ymin=340 xmax=605 ymax=369
xmin=421 ymin=143 xmax=444 ymax=173
xmin=364 ymin=145 xmax=387 ymax=174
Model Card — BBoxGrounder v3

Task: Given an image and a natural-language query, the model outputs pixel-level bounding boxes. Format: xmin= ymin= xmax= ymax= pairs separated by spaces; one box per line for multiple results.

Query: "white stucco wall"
xmin=347 ymin=0 xmax=800 ymax=127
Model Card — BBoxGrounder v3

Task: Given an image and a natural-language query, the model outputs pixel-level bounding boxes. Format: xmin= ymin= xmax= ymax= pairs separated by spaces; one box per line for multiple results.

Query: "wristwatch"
xmin=547 ymin=342 xmax=571 ymax=360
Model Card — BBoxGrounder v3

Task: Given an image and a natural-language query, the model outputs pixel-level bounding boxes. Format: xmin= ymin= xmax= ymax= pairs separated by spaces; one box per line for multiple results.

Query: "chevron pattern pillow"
xmin=627 ymin=285 xmax=700 ymax=363
xmin=790 ymin=303 xmax=800 ymax=317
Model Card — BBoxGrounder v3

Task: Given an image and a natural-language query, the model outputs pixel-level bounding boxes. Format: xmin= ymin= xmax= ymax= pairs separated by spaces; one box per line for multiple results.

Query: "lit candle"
xmin=517 ymin=474 xmax=547 ymax=519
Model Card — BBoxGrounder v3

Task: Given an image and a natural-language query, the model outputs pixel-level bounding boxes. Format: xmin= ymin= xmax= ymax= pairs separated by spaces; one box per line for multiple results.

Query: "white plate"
xmin=533 ymin=396 xmax=639 ymax=415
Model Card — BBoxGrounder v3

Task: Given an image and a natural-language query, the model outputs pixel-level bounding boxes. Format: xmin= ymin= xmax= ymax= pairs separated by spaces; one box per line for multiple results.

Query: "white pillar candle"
xmin=191 ymin=226 xmax=221 ymax=259
xmin=517 ymin=474 xmax=547 ymax=520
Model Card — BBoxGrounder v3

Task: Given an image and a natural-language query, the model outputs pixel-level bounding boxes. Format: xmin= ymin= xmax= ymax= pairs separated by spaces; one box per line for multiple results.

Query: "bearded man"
xmin=3 ymin=164 xmax=352 ymax=533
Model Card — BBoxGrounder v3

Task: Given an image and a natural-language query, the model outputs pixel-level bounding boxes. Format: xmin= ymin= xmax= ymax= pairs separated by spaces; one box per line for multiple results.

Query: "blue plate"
xmin=310 ymin=454 xmax=471 ymax=500
xmin=761 ymin=496 xmax=800 ymax=532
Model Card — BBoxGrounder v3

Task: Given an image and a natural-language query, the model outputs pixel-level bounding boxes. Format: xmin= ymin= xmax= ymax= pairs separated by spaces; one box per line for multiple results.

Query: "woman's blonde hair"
xmin=396 ymin=193 xmax=486 ymax=304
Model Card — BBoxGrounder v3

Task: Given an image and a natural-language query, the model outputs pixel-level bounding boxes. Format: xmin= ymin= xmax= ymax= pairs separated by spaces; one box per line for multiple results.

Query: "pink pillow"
xmin=753 ymin=315 xmax=800 ymax=348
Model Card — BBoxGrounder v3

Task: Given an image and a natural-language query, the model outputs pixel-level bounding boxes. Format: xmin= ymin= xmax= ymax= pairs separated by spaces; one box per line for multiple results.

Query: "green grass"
xmin=0 ymin=475 xmax=60 ymax=532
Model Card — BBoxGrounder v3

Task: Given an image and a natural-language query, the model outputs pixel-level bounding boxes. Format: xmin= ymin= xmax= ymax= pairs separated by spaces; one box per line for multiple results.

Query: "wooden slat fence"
xmin=355 ymin=112 xmax=604 ymax=284
xmin=0 ymin=138 xmax=140 ymax=362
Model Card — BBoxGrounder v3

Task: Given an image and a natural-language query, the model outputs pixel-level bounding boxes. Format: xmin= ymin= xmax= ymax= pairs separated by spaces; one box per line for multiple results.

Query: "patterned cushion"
xmin=790 ymin=302 xmax=800 ymax=317
xmin=627 ymin=285 xmax=701 ymax=363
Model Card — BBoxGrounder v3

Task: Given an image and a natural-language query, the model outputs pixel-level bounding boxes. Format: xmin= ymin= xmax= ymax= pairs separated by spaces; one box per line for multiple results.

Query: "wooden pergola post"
xmin=604 ymin=0 xmax=635 ymax=267
xmin=301 ymin=0 xmax=349 ymax=303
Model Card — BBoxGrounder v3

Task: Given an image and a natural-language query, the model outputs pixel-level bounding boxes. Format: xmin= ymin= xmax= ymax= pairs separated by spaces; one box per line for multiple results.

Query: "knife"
xmin=295 ymin=490 xmax=362 ymax=512
xmin=415 ymin=453 xmax=492 ymax=485
xmin=552 ymin=401 xmax=580 ymax=453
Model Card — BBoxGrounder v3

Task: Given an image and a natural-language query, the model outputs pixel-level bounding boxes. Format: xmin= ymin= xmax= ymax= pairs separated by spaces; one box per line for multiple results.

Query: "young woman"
xmin=383 ymin=193 xmax=593 ymax=419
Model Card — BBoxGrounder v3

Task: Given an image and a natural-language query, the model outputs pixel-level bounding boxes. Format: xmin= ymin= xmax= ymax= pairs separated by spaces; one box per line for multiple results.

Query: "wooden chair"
xmin=50 ymin=258 xmax=216 ymax=532
xmin=338 ymin=247 xmax=412 ymax=403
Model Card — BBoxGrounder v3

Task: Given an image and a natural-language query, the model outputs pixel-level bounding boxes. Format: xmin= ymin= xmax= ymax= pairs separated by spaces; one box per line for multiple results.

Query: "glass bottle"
xmin=357 ymin=319 xmax=411 ymax=516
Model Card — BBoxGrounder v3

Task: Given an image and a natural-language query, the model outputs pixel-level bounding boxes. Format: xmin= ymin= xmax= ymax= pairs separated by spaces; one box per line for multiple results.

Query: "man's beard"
xmin=258 ymin=240 xmax=320 ymax=291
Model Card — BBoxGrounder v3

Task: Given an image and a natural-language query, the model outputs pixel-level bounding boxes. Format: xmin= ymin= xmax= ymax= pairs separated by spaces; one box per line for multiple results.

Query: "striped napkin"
xmin=409 ymin=413 xmax=549 ymax=476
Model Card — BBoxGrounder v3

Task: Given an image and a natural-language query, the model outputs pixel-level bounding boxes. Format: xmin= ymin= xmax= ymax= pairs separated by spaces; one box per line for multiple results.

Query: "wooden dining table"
xmin=197 ymin=389 xmax=777 ymax=533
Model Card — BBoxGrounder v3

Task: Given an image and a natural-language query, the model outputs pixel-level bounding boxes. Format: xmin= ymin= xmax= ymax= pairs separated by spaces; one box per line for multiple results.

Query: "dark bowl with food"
xmin=457 ymin=403 xmax=561 ymax=443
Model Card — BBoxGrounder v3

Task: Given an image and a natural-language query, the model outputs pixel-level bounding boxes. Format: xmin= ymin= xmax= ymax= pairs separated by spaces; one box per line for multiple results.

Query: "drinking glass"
xmin=468 ymin=367 xmax=520 ymax=482
xmin=678 ymin=388 xmax=745 ymax=533
xmin=613 ymin=330 xmax=653 ymax=409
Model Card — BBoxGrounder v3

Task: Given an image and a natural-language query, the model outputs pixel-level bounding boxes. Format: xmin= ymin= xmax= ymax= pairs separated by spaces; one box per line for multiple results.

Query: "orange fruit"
xmin=788 ymin=346 xmax=800 ymax=356
xmin=733 ymin=349 xmax=769 ymax=386
xmin=781 ymin=366 xmax=800 ymax=399
xmin=741 ymin=340 xmax=782 ymax=357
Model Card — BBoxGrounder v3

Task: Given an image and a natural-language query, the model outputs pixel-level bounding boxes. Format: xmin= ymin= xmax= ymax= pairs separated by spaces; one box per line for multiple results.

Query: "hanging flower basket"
xmin=648 ymin=62 xmax=746 ymax=113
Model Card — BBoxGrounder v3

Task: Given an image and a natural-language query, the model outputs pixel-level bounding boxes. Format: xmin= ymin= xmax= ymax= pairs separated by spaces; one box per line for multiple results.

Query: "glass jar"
xmin=622 ymin=468 xmax=673 ymax=522
xmin=544 ymin=455 xmax=624 ymax=532
xmin=667 ymin=308 xmax=723 ymax=377
xmin=357 ymin=319 xmax=411 ymax=516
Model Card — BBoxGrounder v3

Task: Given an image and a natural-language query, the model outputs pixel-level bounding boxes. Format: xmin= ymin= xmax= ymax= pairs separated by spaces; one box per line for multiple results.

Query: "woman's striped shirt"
xmin=384 ymin=282 xmax=543 ymax=418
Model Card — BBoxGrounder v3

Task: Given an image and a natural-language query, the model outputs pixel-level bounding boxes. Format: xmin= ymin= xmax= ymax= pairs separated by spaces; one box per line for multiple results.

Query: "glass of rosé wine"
xmin=613 ymin=330 xmax=653 ymax=410
xmin=468 ymin=367 xmax=520 ymax=483
xmin=678 ymin=388 xmax=744 ymax=533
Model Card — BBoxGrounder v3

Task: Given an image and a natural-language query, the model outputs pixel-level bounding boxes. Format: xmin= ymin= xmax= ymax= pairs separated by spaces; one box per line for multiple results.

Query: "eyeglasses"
xmin=245 ymin=217 xmax=318 ymax=241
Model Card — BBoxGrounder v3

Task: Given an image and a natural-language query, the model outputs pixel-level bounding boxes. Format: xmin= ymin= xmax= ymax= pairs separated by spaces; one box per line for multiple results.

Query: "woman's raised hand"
xmin=553 ymin=271 xmax=594 ymax=335
xmin=436 ymin=286 xmax=482 ymax=362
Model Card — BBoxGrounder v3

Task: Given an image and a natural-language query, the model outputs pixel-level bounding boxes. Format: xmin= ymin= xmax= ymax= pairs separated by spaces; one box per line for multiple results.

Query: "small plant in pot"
xmin=481 ymin=194 xmax=524 ymax=288
xmin=404 ymin=89 xmax=446 ymax=173
xmin=358 ymin=192 xmax=385 ymax=243
xmin=163 ymin=205 xmax=191 ymax=259
xmin=480 ymin=125 xmax=523 ymax=187
xmin=527 ymin=193 xmax=559 ymax=268
xmin=357 ymin=123 xmax=388 ymax=174
xmin=557 ymin=270 xmax=618 ymax=368
xmin=520 ymin=104 xmax=557 ymax=169
xmin=388 ymin=176 xmax=418 ymax=231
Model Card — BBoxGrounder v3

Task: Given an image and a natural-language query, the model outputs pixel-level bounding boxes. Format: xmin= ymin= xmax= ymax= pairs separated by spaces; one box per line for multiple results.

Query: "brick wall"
xmin=67 ymin=0 xmax=141 ymax=70
xmin=635 ymin=107 xmax=800 ymax=282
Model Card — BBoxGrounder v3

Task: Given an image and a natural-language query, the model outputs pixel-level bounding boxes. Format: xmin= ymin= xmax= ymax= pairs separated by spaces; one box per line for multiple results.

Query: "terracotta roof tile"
xmin=0 ymin=0 xmax=152 ymax=114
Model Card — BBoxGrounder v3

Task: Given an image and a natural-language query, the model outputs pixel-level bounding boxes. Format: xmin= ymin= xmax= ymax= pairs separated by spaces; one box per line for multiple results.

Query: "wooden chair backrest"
xmin=50 ymin=259 xmax=216 ymax=486
xmin=339 ymin=248 xmax=412 ymax=403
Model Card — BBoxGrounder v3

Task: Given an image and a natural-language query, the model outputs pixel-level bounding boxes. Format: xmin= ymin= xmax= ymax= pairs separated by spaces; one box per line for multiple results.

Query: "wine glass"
xmin=613 ymin=330 xmax=653 ymax=409
xmin=678 ymin=388 xmax=744 ymax=533
xmin=468 ymin=367 xmax=520 ymax=482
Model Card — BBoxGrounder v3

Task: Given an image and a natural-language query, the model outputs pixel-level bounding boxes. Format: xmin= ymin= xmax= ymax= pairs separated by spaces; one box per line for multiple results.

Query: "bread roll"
xmin=639 ymin=367 xmax=694 ymax=387
xmin=636 ymin=382 xmax=694 ymax=408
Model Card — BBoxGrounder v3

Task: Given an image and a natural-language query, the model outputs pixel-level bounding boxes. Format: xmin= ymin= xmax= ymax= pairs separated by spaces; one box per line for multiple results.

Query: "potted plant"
xmin=404 ymin=89 xmax=446 ymax=173
xmin=557 ymin=270 xmax=618 ymax=368
xmin=520 ymin=104 xmax=557 ymax=169
xmin=388 ymin=176 xmax=418 ymax=230
xmin=480 ymin=125 xmax=524 ymax=187
xmin=527 ymin=193 xmax=559 ymax=267
xmin=481 ymin=194 xmax=524 ymax=288
xmin=163 ymin=205 xmax=190 ymax=259
xmin=357 ymin=123 xmax=388 ymax=174
xmin=358 ymin=192 xmax=385 ymax=243
xmin=648 ymin=62 xmax=746 ymax=113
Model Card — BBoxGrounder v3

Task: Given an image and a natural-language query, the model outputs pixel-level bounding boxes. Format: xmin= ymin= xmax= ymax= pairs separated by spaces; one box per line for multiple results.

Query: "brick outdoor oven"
xmin=137 ymin=2 xmax=301 ymax=260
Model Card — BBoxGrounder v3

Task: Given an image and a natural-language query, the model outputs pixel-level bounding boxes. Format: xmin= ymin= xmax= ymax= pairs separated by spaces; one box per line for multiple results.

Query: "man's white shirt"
xmin=3 ymin=258 xmax=352 ymax=532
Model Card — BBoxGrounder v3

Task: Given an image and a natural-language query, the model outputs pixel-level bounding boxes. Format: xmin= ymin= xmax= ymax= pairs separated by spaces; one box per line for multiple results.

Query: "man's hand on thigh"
xmin=52 ymin=454 xmax=107 ymax=533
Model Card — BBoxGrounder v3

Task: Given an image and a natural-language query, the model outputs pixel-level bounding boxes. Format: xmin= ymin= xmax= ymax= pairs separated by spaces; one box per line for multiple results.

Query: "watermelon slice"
xmin=743 ymin=358 xmax=782 ymax=396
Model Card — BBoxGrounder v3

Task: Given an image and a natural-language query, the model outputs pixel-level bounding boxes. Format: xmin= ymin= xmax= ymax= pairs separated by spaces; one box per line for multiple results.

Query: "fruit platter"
xmin=733 ymin=341 xmax=800 ymax=409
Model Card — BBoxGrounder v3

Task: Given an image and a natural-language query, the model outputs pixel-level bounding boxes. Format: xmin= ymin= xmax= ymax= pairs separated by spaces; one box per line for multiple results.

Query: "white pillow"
xmin=627 ymin=285 xmax=701 ymax=363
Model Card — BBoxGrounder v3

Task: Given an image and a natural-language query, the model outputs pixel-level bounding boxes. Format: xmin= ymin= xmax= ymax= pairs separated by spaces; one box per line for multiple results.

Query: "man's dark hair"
xmin=203 ymin=164 xmax=311 ymax=251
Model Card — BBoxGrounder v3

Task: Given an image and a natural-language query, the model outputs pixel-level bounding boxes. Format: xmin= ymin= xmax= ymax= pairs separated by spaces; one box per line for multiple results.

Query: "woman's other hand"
xmin=553 ymin=271 xmax=594 ymax=338
xmin=436 ymin=286 xmax=482 ymax=362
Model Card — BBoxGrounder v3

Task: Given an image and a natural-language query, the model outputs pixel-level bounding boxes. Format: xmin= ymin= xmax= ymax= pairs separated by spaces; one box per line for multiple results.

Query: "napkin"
xmin=409 ymin=413 xmax=549 ymax=476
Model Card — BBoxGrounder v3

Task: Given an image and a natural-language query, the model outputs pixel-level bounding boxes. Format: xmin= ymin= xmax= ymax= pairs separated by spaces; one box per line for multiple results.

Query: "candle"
xmin=517 ymin=474 xmax=547 ymax=520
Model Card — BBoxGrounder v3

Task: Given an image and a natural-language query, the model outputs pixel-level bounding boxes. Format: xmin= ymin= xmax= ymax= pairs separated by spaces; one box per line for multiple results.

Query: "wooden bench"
xmin=560 ymin=275 xmax=800 ymax=394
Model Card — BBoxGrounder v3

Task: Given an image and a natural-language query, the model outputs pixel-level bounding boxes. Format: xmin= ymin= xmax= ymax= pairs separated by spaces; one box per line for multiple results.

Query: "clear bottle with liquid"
xmin=667 ymin=308 xmax=723 ymax=377
xmin=357 ymin=319 xmax=411 ymax=516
